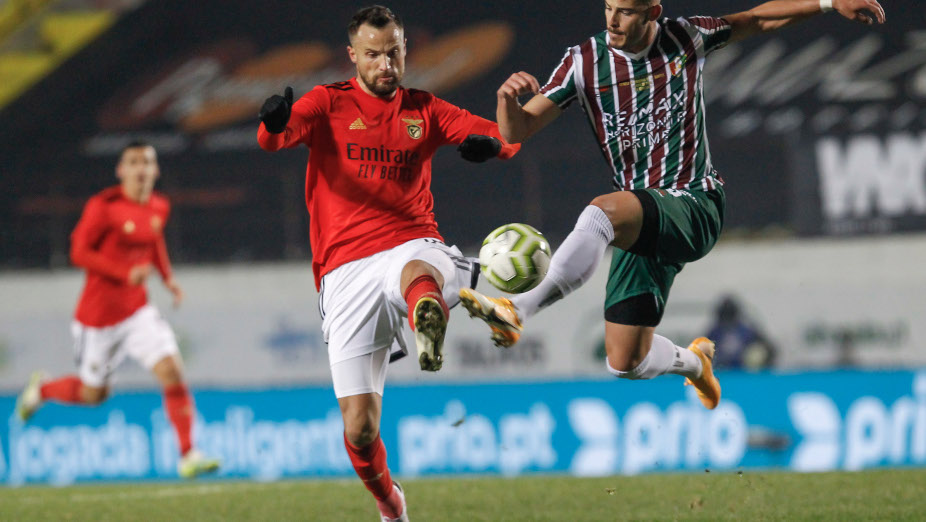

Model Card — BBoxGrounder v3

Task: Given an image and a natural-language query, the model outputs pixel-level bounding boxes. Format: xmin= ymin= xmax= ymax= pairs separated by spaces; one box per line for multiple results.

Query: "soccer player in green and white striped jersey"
xmin=460 ymin=0 xmax=885 ymax=409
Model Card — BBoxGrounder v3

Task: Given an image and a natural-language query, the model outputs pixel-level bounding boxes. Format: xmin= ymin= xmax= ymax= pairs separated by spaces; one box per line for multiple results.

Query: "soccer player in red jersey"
xmin=15 ymin=141 xmax=220 ymax=479
xmin=257 ymin=6 xmax=517 ymax=521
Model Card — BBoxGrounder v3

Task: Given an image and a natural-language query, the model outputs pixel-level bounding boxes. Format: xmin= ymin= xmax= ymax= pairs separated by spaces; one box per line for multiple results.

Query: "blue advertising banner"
xmin=2 ymin=370 xmax=925 ymax=485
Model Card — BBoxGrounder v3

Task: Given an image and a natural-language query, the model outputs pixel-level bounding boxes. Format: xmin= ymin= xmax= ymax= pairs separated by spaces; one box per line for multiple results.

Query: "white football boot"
xmin=380 ymin=482 xmax=409 ymax=522
xmin=178 ymin=449 xmax=221 ymax=479
xmin=412 ymin=296 xmax=446 ymax=371
xmin=16 ymin=371 xmax=45 ymax=422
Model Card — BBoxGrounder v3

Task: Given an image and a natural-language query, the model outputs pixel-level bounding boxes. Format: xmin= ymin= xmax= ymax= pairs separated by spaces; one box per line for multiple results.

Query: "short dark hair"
xmin=348 ymin=5 xmax=403 ymax=39
xmin=121 ymin=139 xmax=152 ymax=156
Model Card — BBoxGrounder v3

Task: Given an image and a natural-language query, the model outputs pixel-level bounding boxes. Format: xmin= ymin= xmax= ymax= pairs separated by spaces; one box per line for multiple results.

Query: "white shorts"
xmin=71 ymin=304 xmax=180 ymax=387
xmin=329 ymin=347 xmax=389 ymax=399
xmin=320 ymin=238 xmax=477 ymax=397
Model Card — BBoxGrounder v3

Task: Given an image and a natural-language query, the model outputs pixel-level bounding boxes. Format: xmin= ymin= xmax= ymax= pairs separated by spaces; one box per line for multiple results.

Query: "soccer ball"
xmin=479 ymin=223 xmax=552 ymax=293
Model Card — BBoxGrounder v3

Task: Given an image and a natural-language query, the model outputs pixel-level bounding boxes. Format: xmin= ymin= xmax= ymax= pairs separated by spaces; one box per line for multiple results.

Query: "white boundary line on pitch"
xmin=11 ymin=481 xmax=340 ymax=504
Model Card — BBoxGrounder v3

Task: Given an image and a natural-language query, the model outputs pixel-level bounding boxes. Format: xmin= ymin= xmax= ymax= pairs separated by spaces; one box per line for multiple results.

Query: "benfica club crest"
xmin=402 ymin=118 xmax=424 ymax=139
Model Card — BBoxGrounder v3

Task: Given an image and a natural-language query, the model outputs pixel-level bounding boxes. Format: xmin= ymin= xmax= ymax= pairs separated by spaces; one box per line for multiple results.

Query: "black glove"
xmin=259 ymin=86 xmax=294 ymax=133
xmin=458 ymin=134 xmax=502 ymax=163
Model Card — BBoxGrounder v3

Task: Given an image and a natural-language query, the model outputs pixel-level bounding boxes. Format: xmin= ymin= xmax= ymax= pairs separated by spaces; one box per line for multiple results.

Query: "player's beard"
xmin=360 ymin=71 xmax=401 ymax=97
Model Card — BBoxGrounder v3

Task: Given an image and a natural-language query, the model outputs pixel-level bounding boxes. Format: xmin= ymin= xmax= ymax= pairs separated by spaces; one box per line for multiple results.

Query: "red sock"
xmin=39 ymin=375 xmax=84 ymax=404
xmin=344 ymin=433 xmax=402 ymax=518
xmin=403 ymin=275 xmax=448 ymax=331
xmin=164 ymin=383 xmax=194 ymax=455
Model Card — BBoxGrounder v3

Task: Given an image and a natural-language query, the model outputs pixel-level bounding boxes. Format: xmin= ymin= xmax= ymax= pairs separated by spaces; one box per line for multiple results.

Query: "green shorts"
xmin=604 ymin=186 xmax=725 ymax=325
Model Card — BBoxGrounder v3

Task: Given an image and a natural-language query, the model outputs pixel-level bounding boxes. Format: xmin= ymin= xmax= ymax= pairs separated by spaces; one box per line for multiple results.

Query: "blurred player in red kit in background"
xmin=257 ymin=5 xmax=518 ymax=520
xmin=16 ymin=141 xmax=221 ymax=479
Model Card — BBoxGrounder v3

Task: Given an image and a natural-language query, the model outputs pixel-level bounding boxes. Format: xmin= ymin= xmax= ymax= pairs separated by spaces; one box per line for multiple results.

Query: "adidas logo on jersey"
xmin=349 ymin=118 xmax=367 ymax=130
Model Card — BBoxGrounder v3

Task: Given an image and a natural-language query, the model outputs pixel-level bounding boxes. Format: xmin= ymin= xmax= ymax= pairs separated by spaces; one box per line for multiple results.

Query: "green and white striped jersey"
xmin=541 ymin=16 xmax=732 ymax=191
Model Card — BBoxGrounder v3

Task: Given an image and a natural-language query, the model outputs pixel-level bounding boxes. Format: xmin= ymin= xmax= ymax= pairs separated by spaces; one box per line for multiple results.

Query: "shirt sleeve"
xmin=152 ymin=203 xmax=172 ymax=281
xmin=257 ymin=86 xmax=329 ymax=151
xmin=540 ymin=49 xmax=579 ymax=109
xmin=428 ymin=96 xmax=520 ymax=159
xmin=70 ymin=197 xmax=132 ymax=283
xmin=680 ymin=16 xmax=733 ymax=56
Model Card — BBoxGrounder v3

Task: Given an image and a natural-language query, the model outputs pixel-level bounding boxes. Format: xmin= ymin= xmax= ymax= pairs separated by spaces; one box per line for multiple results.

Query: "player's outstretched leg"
xmin=605 ymin=324 xmax=721 ymax=410
xmin=18 ymin=372 xmax=112 ymax=422
xmin=402 ymin=262 xmax=449 ymax=372
xmin=152 ymin=357 xmax=220 ymax=478
xmin=461 ymin=202 xmax=620 ymax=346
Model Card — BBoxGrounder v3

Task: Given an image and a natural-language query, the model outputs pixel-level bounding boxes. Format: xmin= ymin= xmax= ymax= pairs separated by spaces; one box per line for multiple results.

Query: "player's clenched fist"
xmin=458 ymin=134 xmax=502 ymax=163
xmin=497 ymin=72 xmax=541 ymax=101
xmin=833 ymin=0 xmax=885 ymax=25
xmin=259 ymin=86 xmax=294 ymax=134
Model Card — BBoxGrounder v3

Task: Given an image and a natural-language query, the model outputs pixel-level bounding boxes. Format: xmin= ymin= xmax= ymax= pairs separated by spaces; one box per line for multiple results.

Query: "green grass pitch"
xmin=1 ymin=469 xmax=925 ymax=521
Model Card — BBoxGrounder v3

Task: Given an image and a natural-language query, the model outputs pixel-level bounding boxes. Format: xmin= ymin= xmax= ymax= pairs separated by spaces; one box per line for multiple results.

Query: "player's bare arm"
xmin=165 ymin=277 xmax=183 ymax=307
xmin=153 ymin=232 xmax=181 ymax=305
xmin=496 ymin=71 xmax=563 ymax=144
xmin=724 ymin=0 xmax=885 ymax=43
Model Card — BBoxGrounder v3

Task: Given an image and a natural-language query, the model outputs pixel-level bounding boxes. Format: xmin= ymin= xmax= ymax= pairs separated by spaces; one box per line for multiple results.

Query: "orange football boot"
xmin=684 ymin=337 xmax=722 ymax=410
xmin=458 ymin=288 xmax=523 ymax=347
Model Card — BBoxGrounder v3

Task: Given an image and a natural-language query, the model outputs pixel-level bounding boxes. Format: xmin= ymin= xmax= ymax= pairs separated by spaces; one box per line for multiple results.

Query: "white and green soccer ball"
xmin=479 ymin=223 xmax=552 ymax=293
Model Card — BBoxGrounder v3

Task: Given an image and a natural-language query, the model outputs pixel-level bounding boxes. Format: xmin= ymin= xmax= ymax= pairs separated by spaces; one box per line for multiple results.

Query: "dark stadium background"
xmin=2 ymin=0 xmax=919 ymax=268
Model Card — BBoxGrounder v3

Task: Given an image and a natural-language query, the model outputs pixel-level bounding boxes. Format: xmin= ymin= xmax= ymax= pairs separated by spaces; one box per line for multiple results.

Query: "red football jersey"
xmin=258 ymin=77 xmax=519 ymax=288
xmin=71 ymin=186 xmax=172 ymax=327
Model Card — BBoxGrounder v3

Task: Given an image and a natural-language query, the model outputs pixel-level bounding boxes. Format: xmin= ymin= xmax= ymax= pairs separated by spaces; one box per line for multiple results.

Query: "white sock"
xmin=606 ymin=334 xmax=703 ymax=380
xmin=511 ymin=205 xmax=613 ymax=320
